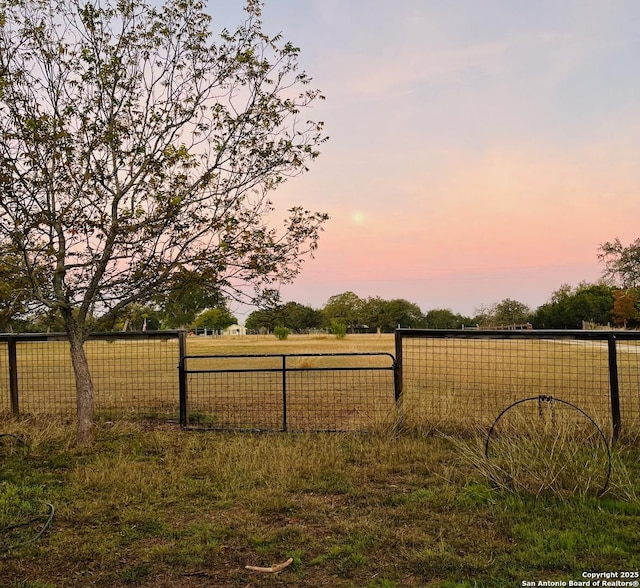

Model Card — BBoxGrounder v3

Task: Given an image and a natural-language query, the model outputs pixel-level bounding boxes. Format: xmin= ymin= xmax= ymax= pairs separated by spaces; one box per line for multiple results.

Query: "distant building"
xmin=223 ymin=324 xmax=247 ymax=336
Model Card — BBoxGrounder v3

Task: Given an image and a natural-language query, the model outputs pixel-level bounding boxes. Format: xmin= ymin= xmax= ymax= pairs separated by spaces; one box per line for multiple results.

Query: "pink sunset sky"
xmin=217 ymin=1 xmax=640 ymax=319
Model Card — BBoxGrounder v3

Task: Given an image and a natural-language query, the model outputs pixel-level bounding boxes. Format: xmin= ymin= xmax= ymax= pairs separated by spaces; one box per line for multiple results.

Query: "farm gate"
xmin=178 ymin=352 xmax=397 ymax=431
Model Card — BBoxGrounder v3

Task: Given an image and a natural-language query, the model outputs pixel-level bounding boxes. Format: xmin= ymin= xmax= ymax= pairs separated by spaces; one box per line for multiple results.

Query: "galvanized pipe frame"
xmin=178 ymin=352 xmax=397 ymax=431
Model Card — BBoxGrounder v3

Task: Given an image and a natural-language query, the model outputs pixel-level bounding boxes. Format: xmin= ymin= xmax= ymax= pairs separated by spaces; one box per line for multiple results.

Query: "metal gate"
xmin=178 ymin=352 xmax=397 ymax=431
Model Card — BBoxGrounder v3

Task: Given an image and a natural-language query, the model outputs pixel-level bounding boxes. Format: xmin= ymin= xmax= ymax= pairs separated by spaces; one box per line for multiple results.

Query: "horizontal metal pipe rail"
xmin=179 ymin=352 xmax=396 ymax=431
xmin=0 ymin=331 xmax=183 ymax=343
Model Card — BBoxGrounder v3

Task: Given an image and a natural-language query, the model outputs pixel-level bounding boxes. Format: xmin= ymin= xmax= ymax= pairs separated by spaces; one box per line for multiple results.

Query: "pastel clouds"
xmin=274 ymin=136 xmax=640 ymax=313
xmin=221 ymin=1 xmax=640 ymax=317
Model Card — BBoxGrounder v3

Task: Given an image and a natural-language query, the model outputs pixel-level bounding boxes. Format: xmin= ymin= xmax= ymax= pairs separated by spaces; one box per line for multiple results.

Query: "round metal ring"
xmin=484 ymin=395 xmax=611 ymax=497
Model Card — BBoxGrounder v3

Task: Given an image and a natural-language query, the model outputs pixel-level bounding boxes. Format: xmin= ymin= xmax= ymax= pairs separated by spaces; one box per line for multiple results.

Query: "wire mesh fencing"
xmin=181 ymin=353 xmax=397 ymax=432
xmin=3 ymin=329 xmax=639 ymax=439
xmin=395 ymin=329 xmax=640 ymax=441
xmin=615 ymin=337 xmax=640 ymax=439
xmin=0 ymin=332 xmax=183 ymax=422
xmin=0 ymin=342 xmax=9 ymax=415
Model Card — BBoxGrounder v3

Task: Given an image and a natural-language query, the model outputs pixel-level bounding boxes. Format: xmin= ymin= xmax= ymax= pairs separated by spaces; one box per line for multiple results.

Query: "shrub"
xmin=331 ymin=321 xmax=347 ymax=340
xmin=274 ymin=326 xmax=290 ymax=340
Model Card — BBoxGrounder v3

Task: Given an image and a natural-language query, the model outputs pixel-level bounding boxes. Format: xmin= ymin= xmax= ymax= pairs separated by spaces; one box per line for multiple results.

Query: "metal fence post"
xmin=8 ymin=336 xmax=18 ymax=417
xmin=394 ymin=330 xmax=403 ymax=403
xmin=607 ymin=334 xmax=621 ymax=444
xmin=178 ymin=330 xmax=188 ymax=427
xmin=393 ymin=330 xmax=404 ymax=433
xmin=282 ymin=355 xmax=288 ymax=432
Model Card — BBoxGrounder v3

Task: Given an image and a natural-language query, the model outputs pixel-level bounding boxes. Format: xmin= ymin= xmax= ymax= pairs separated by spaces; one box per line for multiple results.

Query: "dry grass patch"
xmin=2 ymin=402 xmax=640 ymax=586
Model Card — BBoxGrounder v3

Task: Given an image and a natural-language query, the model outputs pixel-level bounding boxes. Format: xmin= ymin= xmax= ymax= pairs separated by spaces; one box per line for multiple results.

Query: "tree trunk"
xmin=68 ymin=331 xmax=94 ymax=445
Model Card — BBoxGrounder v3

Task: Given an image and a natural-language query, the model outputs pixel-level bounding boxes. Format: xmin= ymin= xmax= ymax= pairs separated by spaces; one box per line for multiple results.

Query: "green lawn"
xmin=0 ymin=420 xmax=639 ymax=587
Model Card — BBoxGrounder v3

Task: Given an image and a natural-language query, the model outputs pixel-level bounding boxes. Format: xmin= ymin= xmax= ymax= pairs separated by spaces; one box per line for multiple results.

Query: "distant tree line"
xmin=246 ymin=285 xmax=637 ymax=333
xmin=245 ymin=293 xmax=428 ymax=333
xmin=1 ymin=268 xmax=239 ymax=333
xmin=3 ymin=280 xmax=640 ymax=334
xmin=3 ymin=279 xmax=640 ymax=335
xmin=3 ymin=238 xmax=640 ymax=333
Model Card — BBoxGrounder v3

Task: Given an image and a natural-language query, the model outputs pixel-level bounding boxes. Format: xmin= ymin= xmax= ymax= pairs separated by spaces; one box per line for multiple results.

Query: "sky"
xmin=215 ymin=1 xmax=640 ymax=320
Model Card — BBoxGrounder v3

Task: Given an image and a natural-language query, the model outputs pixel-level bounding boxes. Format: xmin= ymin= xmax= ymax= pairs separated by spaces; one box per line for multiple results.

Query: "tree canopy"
xmin=423 ymin=309 xmax=472 ymax=329
xmin=493 ymin=298 xmax=531 ymax=326
xmin=0 ymin=244 xmax=34 ymax=330
xmin=612 ymin=289 xmax=638 ymax=327
xmin=0 ymin=0 xmax=328 ymax=442
xmin=323 ymin=291 xmax=363 ymax=329
xmin=155 ymin=270 xmax=224 ymax=329
xmin=599 ymin=238 xmax=640 ymax=288
xmin=360 ymin=296 xmax=425 ymax=331
xmin=530 ymin=283 xmax=615 ymax=328
xmin=193 ymin=307 xmax=237 ymax=332
xmin=245 ymin=301 xmax=324 ymax=333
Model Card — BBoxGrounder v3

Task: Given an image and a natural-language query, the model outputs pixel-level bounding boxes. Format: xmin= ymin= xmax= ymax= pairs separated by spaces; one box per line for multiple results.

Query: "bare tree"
xmin=473 ymin=302 xmax=497 ymax=327
xmin=0 ymin=0 xmax=328 ymax=443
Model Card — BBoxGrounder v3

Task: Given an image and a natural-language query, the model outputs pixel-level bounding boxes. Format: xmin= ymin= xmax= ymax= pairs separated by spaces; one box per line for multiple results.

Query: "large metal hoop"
xmin=484 ymin=395 xmax=611 ymax=497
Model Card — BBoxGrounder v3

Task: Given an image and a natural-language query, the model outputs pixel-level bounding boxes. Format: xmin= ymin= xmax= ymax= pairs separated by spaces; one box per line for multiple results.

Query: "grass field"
xmin=0 ymin=420 xmax=639 ymax=587
xmin=187 ymin=332 xmax=396 ymax=355
xmin=1 ymin=334 xmax=640 ymax=586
